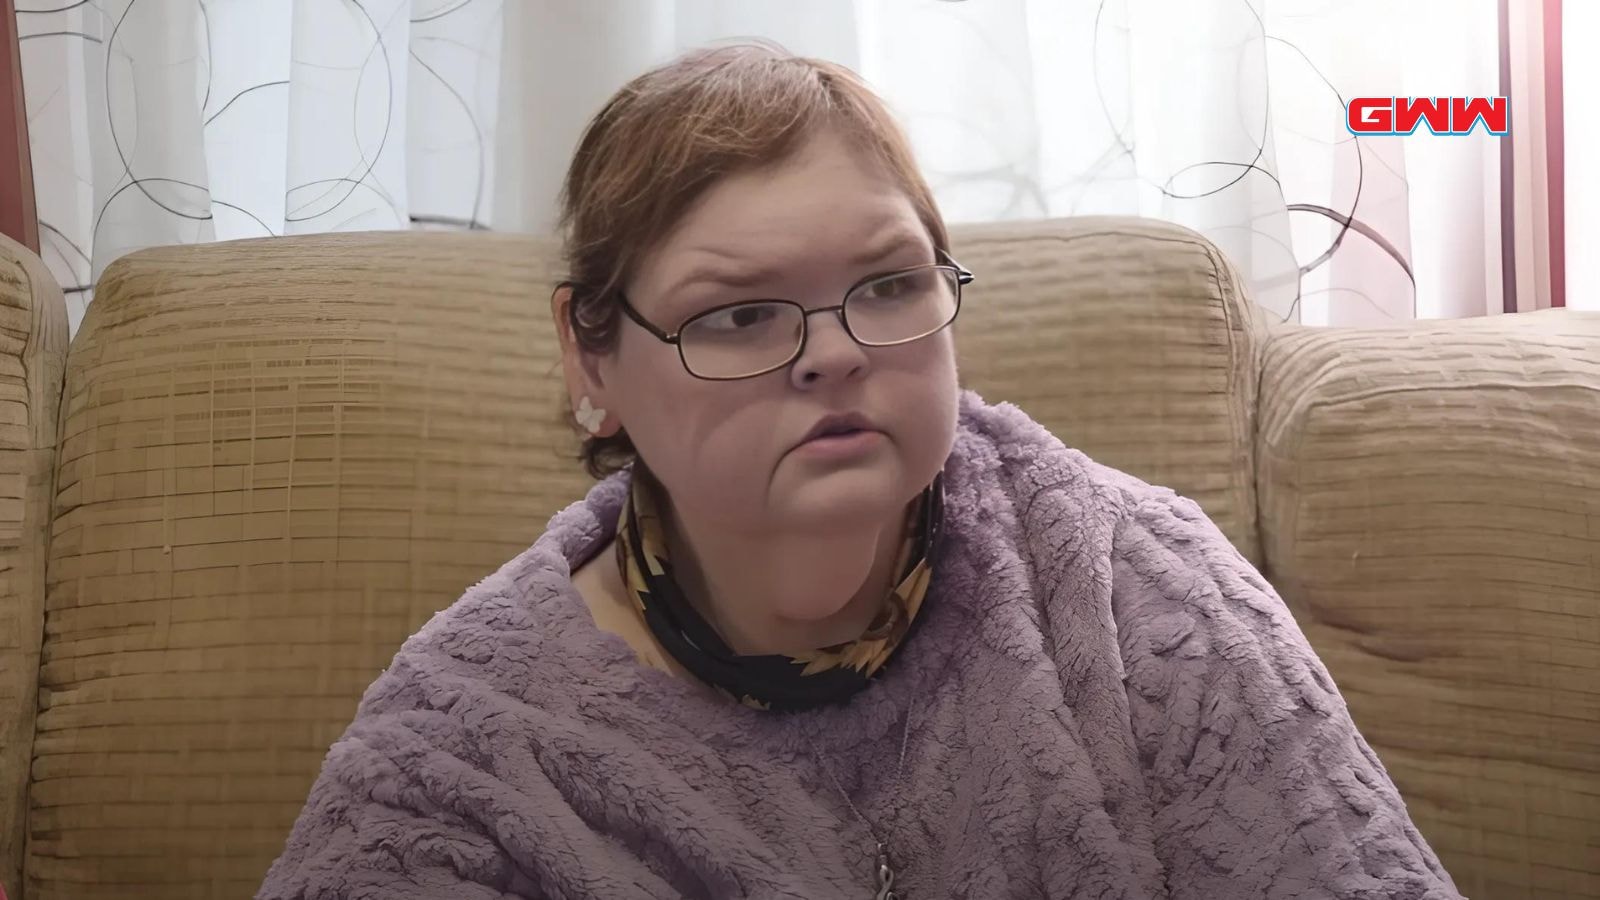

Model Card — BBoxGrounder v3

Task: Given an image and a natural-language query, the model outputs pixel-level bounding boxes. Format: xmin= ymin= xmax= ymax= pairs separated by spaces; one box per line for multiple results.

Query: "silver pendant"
xmin=874 ymin=842 xmax=898 ymax=900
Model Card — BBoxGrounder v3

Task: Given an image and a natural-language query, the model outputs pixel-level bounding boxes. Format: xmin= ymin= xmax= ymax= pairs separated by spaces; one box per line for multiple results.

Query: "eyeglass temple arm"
xmin=562 ymin=280 xmax=680 ymax=343
xmin=938 ymin=248 xmax=975 ymax=285
xmin=616 ymin=294 xmax=679 ymax=342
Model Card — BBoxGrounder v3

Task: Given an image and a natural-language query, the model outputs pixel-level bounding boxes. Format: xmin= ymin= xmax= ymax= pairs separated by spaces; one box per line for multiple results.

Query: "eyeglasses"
xmin=598 ymin=251 xmax=974 ymax=381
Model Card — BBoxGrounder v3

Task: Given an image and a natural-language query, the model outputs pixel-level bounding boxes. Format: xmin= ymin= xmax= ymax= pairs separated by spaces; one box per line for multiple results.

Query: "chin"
xmin=777 ymin=464 xmax=910 ymax=529
xmin=771 ymin=590 xmax=859 ymax=625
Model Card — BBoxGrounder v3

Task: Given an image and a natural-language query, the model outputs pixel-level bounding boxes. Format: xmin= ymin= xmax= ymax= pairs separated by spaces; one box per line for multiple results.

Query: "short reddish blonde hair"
xmin=558 ymin=42 xmax=949 ymax=478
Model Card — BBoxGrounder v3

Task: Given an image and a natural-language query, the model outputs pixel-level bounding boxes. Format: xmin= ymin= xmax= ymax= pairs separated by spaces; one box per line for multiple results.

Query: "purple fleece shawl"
xmin=260 ymin=391 xmax=1460 ymax=899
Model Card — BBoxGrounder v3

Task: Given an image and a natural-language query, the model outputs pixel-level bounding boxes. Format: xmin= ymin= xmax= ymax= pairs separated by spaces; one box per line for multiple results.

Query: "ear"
xmin=551 ymin=282 xmax=619 ymax=438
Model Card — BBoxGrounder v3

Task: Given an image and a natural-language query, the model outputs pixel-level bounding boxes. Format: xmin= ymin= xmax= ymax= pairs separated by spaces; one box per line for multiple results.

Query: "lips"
xmin=797 ymin=411 xmax=882 ymax=448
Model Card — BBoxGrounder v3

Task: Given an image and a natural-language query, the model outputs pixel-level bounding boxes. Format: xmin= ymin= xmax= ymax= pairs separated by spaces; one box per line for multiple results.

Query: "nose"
xmin=789 ymin=307 xmax=868 ymax=388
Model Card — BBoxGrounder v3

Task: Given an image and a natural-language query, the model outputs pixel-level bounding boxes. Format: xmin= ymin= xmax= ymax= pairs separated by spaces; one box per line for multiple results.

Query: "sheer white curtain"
xmin=21 ymin=0 xmax=508 ymax=332
xmin=1569 ymin=1 xmax=1600 ymax=311
xmin=19 ymin=0 xmax=1510 ymax=333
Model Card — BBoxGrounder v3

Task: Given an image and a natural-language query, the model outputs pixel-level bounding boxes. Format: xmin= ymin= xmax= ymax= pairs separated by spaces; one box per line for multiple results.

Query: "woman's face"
xmin=572 ymin=129 xmax=960 ymax=535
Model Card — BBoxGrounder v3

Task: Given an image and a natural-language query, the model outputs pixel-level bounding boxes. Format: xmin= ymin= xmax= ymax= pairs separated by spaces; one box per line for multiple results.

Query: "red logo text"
xmin=1346 ymin=97 xmax=1509 ymax=135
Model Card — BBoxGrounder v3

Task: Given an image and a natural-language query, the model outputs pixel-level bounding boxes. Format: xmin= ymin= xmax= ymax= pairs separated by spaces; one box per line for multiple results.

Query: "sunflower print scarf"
xmin=613 ymin=467 xmax=944 ymax=711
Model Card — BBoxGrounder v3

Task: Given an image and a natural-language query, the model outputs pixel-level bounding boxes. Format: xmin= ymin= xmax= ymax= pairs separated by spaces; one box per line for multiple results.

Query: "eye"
xmin=691 ymin=301 xmax=787 ymax=334
xmin=858 ymin=271 xmax=925 ymax=303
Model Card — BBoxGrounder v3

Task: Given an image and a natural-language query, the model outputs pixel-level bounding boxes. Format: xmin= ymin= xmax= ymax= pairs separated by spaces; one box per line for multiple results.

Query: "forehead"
xmin=635 ymin=131 xmax=929 ymax=289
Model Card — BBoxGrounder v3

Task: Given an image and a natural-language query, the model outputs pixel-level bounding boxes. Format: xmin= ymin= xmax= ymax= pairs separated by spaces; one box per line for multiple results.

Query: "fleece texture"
xmin=259 ymin=391 xmax=1460 ymax=900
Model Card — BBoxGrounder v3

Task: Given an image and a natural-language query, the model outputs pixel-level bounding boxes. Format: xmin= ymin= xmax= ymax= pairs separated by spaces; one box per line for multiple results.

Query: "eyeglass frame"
xmin=563 ymin=249 xmax=974 ymax=381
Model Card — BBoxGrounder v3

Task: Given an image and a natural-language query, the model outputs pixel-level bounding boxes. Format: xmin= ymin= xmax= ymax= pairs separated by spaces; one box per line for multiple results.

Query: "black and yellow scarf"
xmin=614 ymin=469 xmax=944 ymax=711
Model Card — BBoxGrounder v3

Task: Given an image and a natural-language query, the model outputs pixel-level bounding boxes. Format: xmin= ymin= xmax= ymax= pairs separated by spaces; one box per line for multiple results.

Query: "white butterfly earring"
xmin=575 ymin=395 xmax=608 ymax=435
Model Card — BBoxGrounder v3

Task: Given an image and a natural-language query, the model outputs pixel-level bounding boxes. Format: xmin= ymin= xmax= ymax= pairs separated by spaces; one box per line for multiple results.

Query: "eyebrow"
xmin=848 ymin=228 xmax=929 ymax=269
xmin=660 ymin=228 xmax=930 ymax=301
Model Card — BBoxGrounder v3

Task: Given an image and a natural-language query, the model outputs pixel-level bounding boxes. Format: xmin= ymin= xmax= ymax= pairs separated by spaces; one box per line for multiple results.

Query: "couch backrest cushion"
xmin=0 ymin=234 xmax=68 ymax=900
xmin=953 ymin=217 xmax=1264 ymax=563
xmin=1256 ymin=309 xmax=1600 ymax=899
xmin=31 ymin=231 xmax=581 ymax=899
xmin=31 ymin=216 xmax=1263 ymax=896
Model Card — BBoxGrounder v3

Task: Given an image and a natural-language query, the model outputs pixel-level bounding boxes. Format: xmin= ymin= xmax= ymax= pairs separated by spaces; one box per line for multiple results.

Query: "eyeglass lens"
xmin=678 ymin=266 xmax=960 ymax=379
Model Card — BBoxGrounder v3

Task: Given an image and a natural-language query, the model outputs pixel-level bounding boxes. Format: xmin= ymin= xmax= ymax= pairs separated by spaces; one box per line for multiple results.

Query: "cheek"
xmin=880 ymin=330 xmax=959 ymax=409
xmin=890 ymin=337 xmax=961 ymax=464
xmin=605 ymin=350 xmax=782 ymax=507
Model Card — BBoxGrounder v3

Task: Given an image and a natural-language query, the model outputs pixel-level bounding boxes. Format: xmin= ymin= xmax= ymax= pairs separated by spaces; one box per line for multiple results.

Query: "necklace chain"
xmin=813 ymin=704 xmax=916 ymax=899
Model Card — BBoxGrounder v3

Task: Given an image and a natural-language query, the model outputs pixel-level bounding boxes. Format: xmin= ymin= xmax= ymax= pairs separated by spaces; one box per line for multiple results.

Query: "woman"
xmin=260 ymin=44 xmax=1459 ymax=900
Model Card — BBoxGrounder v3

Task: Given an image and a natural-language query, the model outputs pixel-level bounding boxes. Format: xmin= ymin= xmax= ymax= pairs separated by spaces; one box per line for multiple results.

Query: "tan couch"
xmin=0 ymin=217 xmax=1594 ymax=899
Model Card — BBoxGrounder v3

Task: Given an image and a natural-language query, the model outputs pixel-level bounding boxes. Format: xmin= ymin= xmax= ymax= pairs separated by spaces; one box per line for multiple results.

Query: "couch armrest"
xmin=1257 ymin=309 xmax=1600 ymax=899
xmin=0 ymin=233 xmax=69 ymax=899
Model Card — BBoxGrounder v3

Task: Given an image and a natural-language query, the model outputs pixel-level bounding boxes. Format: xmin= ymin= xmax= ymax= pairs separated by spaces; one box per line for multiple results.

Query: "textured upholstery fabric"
xmin=30 ymin=233 xmax=583 ymax=899
xmin=0 ymin=218 xmax=1592 ymax=899
xmin=0 ymin=234 xmax=68 ymax=900
xmin=953 ymin=217 xmax=1265 ymax=564
xmin=1257 ymin=311 xmax=1600 ymax=899
xmin=20 ymin=218 xmax=1270 ymax=897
